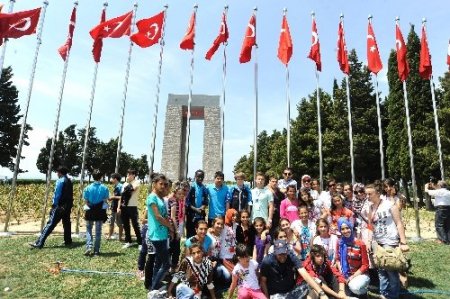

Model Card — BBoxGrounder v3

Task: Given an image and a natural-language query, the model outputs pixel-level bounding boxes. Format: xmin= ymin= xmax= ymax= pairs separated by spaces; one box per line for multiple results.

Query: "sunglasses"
xmin=284 ymin=172 xmax=292 ymax=176
xmin=303 ymin=180 xmax=311 ymax=183
xmin=328 ymin=183 xmax=336 ymax=187
xmin=354 ymin=190 xmax=365 ymax=195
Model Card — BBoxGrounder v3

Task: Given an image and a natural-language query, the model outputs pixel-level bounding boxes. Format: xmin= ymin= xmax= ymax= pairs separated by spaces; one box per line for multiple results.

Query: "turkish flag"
xmin=367 ymin=22 xmax=382 ymax=74
xmin=89 ymin=11 xmax=132 ymax=40
xmin=239 ymin=14 xmax=256 ymax=63
xmin=0 ymin=7 xmax=41 ymax=43
xmin=307 ymin=18 xmax=321 ymax=71
xmin=419 ymin=25 xmax=432 ymax=80
xmin=180 ymin=11 xmax=196 ymax=50
xmin=395 ymin=24 xmax=409 ymax=82
xmin=58 ymin=7 xmax=76 ymax=61
xmin=205 ymin=12 xmax=228 ymax=60
xmin=92 ymin=8 xmax=106 ymax=63
xmin=447 ymin=40 xmax=450 ymax=69
xmin=277 ymin=15 xmax=293 ymax=65
xmin=131 ymin=11 xmax=165 ymax=48
xmin=337 ymin=20 xmax=349 ymax=75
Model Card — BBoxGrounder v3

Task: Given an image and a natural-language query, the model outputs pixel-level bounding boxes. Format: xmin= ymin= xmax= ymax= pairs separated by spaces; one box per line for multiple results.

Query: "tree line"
xmin=234 ymin=25 xmax=450 ymax=208
xmin=0 ymin=67 xmax=149 ymax=182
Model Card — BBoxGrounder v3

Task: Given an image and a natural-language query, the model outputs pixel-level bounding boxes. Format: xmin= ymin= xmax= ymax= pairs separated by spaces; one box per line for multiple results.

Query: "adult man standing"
xmin=316 ymin=179 xmax=336 ymax=210
xmin=226 ymin=172 xmax=252 ymax=213
xmin=119 ymin=169 xmax=142 ymax=249
xmin=278 ymin=167 xmax=297 ymax=194
xmin=251 ymin=172 xmax=274 ymax=227
xmin=260 ymin=239 xmax=328 ymax=299
xmin=267 ymin=173 xmax=284 ymax=231
xmin=425 ymin=181 xmax=450 ymax=244
xmin=30 ymin=166 xmax=73 ymax=249
xmin=186 ymin=170 xmax=208 ymax=238
xmin=207 ymin=171 xmax=229 ymax=226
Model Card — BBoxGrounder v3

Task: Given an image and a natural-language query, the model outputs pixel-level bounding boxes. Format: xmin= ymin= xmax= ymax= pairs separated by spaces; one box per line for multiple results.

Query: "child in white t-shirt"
xmin=228 ymin=244 xmax=267 ymax=299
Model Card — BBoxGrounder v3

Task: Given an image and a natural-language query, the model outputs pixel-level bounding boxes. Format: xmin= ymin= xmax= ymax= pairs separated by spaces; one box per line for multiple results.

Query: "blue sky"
xmin=1 ymin=0 xmax=449 ymax=181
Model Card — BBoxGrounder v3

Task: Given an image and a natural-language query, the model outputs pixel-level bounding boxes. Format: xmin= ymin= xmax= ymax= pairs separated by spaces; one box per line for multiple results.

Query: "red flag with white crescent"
xmin=419 ymin=24 xmax=432 ymax=80
xmin=239 ymin=14 xmax=256 ymax=63
xmin=205 ymin=12 xmax=229 ymax=60
xmin=277 ymin=15 xmax=293 ymax=65
xmin=395 ymin=23 xmax=409 ymax=82
xmin=89 ymin=11 xmax=132 ymax=40
xmin=307 ymin=18 xmax=321 ymax=71
xmin=337 ymin=19 xmax=349 ymax=74
xmin=58 ymin=7 xmax=77 ymax=61
xmin=131 ymin=11 xmax=165 ymax=48
xmin=0 ymin=7 xmax=41 ymax=44
xmin=92 ymin=8 xmax=106 ymax=63
xmin=367 ymin=22 xmax=383 ymax=74
xmin=180 ymin=11 xmax=196 ymax=50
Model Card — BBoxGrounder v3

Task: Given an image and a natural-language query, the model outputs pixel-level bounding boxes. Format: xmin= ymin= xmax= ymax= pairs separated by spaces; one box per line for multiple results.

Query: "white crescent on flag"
xmin=246 ymin=23 xmax=255 ymax=38
xmin=396 ymin=39 xmax=402 ymax=50
xmin=147 ymin=23 xmax=159 ymax=40
xmin=220 ymin=22 xmax=226 ymax=35
xmin=312 ymin=31 xmax=319 ymax=46
xmin=367 ymin=34 xmax=374 ymax=40
xmin=9 ymin=17 xmax=31 ymax=32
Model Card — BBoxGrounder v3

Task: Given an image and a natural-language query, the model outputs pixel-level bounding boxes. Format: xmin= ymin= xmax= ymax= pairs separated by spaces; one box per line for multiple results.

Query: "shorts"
xmin=109 ymin=211 xmax=122 ymax=228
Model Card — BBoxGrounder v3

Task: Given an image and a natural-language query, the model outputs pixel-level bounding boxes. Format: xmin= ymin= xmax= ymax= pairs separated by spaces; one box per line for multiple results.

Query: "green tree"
xmin=438 ymin=71 xmax=450 ymax=173
xmin=0 ymin=66 xmax=32 ymax=171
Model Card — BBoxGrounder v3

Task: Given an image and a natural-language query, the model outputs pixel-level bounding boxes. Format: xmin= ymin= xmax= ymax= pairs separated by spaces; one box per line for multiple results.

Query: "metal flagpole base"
xmin=0 ymin=231 xmax=16 ymax=237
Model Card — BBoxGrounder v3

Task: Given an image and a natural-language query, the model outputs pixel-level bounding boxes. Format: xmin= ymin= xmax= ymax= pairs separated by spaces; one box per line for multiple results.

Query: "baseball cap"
xmin=273 ymin=239 xmax=288 ymax=255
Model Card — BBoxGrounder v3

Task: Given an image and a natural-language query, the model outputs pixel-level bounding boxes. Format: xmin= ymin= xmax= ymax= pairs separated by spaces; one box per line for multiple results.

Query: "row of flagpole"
xmin=1 ymin=1 xmax=447 ymax=234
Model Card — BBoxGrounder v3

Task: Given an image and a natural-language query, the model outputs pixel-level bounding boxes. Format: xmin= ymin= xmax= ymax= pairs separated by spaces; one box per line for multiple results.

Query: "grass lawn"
xmin=0 ymin=236 xmax=449 ymax=298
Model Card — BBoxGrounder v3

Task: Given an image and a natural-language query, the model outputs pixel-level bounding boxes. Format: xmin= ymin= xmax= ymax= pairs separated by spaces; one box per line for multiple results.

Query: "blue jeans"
xmin=176 ymin=283 xmax=195 ymax=299
xmin=86 ymin=220 xmax=102 ymax=253
xmin=378 ymin=268 xmax=400 ymax=299
xmin=214 ymin=264 xmax=231 ymax=292
xmin=151 ymin=240 xmax=170 ymax=290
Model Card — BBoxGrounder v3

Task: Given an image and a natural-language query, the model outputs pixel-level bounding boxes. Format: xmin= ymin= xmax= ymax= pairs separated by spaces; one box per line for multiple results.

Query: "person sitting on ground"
xmin=335 ymin=218 xmax=370 ymax=299
xmin=227 ymin=172 xmax=252 ymax=213
xmin=166 ymin=243 xmax=216 ymax=299
xmin=260 ymin=239 xmax=329 ymax=299
xmin=107 ymin=172 xmax=123 ymax=241
xmin=83 ymin=169 xmax=109 ymax=256
xmin=302 ymin=245 xmax=347 ymax=299
xmin=228 ymin=243 xmax=267 ymax=299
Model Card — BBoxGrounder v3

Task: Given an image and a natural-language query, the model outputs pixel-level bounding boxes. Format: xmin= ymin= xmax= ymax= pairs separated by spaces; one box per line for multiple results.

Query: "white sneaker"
xmin=147 ymin=290 xmax=159 ymax=299
xmin=138 ymin=245 xmax=143 ymax=251
xmin=122 ymin=242 xmax=132 ymax=249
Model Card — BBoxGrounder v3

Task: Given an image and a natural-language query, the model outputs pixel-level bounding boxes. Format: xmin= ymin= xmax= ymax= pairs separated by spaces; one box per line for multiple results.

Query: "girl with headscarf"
xmin=336 ymin=217 xmax=370 ymax=299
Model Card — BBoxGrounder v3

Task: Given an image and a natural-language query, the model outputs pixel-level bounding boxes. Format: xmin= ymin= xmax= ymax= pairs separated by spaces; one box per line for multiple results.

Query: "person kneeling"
xmin=167 ymin=243 xmax=216 ymax=299
xmin=303 ymin=245 xmax=348 ymax=299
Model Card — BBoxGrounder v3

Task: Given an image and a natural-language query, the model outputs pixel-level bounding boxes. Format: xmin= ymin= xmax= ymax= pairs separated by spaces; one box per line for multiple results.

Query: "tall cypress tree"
xmin=0 ymin=66 xmax=31 ymax=171
xmin=345 ymin=50 xmax=380 ymax=182
xmin=438 ymin=71 xmax=450 ymax=172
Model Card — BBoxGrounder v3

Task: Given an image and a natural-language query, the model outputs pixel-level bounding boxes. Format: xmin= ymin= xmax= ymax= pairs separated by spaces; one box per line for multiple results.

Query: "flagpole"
xmin=283 ymin=8 xmax=291 ymax=168
xmin=40 ymin=1 xmax=78 ymax=231
xmin=75 ymin=2 xmax=108 ymax=234
xmin=253 ymin=7 xmax=258 ymax=186
xmin=397 ymin=17 xmax=421 ymax=240
xmin=311 ymin=12 xmax=323 ymax=192
xmin=369 ymin=16 xmax=386 ymax=181
xmin=220 ymin=5 xmax=229 ymax=172
xmin=115 ymin=2 xmax=139 ymax=173
xmin=183 ymin=4 xmax=198 ymax=181
xmin=341 ymin=15 xmax=355 ymax=185
xmin=422 ymin=19 xmax=445 ymax=180
xmin=430 ymin=76 xmax=445 ymax=180
xmin=147 ymin=5 xmax=168 ymax=189
xmin=4 ymin=0 xmax=49 ymax=232
xmin=0 ymin=0 xmax=15 ymax=81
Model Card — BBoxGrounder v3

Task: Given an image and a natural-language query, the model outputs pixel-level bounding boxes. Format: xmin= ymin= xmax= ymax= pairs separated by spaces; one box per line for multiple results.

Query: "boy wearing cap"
xmin=260 ymin=239 xmax=329 ymax=299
